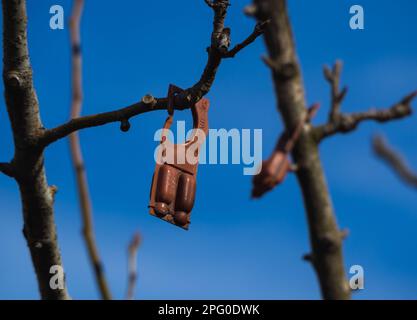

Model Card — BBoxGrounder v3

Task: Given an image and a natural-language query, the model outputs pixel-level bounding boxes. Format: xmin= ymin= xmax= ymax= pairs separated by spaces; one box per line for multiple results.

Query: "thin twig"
xmin=223 ymin=20 xmax=269 ymax=58
xmin=323 ymin=61 xmax=348 ymax=122
xmin=373 ymin=135 xmax=417 ymax=189
xmin=126 ymin=233 xmax=141 ymax=300
xmin=69 ymin=0 xmax=112 ymax=300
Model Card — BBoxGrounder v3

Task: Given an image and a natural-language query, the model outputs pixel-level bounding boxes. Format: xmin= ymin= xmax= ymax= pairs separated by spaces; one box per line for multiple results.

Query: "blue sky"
xmin=0 ymin=0 xmax=417 ymax=299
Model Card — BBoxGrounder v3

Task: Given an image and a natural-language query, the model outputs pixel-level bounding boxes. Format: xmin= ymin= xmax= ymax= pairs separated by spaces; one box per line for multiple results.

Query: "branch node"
xmin=318 ymin=233 xmax=341 ymax=254
xmin=142 ymin=94 xmax=156 ymax=107
xmin=49 ymin=185 xmax=58 ymax=203
xmin=5 ymin=71 xmax=22 ymax=88
xmin=34 ymin=242 xmax=43 ymax=249
xmin=120 ymin=119 xmax=131 ymax=132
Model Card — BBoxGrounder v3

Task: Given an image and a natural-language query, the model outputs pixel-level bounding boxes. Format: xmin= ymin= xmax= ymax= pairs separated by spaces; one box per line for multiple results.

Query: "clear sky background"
xmin=0 ymin=0 xmax=416 ymax=299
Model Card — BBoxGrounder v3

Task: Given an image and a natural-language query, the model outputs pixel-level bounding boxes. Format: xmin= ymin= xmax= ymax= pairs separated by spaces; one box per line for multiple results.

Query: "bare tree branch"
xmin=314 ymin=61 xmax=416 ymax=141
xmin=252 ymin=0 xmax=351 ymax=300
xmin=39 ymin=0 xmax=266 ymax=147
xmin=69 ymin=0 xmax=112 ymax=300
xmin=373 ymin=135 xmax=417 ymax=189
xmin=40 ymin=98 xmax=158 ymax=147
xmin=126 ymin=233 xmax=141 ymax=300
xmin=1 ymin=0 xmax=69 ymax=299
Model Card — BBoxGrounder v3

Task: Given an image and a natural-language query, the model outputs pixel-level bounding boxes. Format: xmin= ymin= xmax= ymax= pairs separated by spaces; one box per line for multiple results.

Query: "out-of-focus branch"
xmin=323 ymin=60 xmax=348 ymax=122
xmin=251 ymin=0 xmax=414 ymax=300
xmin=126 ymin=233 xmax=141 ymax=300
xmin=373 ymin=135 xmax=417 ymax=189
xmin=314 ymin=61 xmax=416 ymax=142
xmin=40 ymin=0 xmax=267 ymax=147
xmin=251 ymin=0 xmax=351 ymax=300
xmin=69 ymin=0 xmax=112 ymax=300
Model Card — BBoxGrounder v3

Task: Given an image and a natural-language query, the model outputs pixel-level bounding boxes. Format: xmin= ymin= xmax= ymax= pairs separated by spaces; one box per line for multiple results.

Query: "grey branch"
xmin=69 ymin=0 xmax=112 ymax=300
xmin=373 ymin=135 xmax=417 ymax=189
xmin=315 ymin=61 xmax=416 ymax=142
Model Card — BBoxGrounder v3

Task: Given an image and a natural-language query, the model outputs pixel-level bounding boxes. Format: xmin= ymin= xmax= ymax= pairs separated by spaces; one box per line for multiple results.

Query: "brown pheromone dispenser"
xmin=149 ymin=85 xmax=209 ymax=230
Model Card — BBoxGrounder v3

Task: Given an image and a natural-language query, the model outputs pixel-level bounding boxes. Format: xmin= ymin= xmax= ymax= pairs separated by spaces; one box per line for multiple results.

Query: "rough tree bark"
xmin=250 ymin=0 xmax=415 ymax=299
xmin=1 ymin=0 xmax=69 ymax=299
xmin=0 ymin=0 xmax=266 ymax=299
